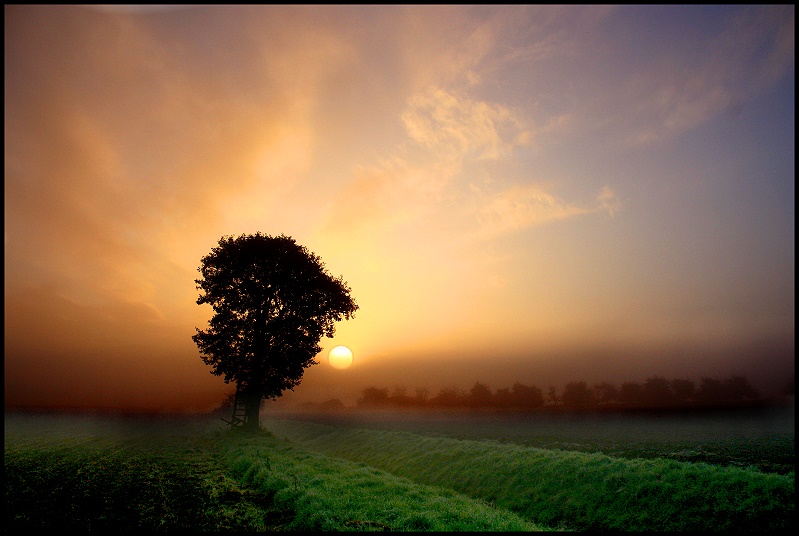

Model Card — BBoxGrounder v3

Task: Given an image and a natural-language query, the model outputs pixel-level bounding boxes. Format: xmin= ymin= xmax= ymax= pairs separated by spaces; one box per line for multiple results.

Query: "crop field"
xmin=268 ymin=404 xmax=796 ymax=475
xmin=4 ymin=405 xmax=795 ymax=531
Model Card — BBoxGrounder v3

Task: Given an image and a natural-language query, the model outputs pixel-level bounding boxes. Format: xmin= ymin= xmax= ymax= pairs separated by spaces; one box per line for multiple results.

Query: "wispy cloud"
xmin=4 ymin=5 xmax=366 ymax=329
xmin=320 ymin=84 xmax=534 ymax=239
xmin=472 ymin=184 xmax=619 ymax=239
xmin=6 ymin=6 xmax=791 ymax=411
xmin=622 ymin=6 xmax=794 ymax=146
xmin=401 ymin=86 xmax=532 ymax=161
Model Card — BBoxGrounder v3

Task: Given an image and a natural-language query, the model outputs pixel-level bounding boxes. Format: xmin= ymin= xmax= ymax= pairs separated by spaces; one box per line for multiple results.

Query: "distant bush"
xmin=561 ymin=381 xmax=594 ymax=408
xmin=353 ymin=373 xmax=767 ymax=411
xmin=356 ymin=387 xmax=390 ymax=407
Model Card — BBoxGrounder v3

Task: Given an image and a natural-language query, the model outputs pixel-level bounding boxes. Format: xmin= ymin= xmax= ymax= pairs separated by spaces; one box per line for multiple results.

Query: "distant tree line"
xmin=356 ymin=375 xmax=765 ymax=410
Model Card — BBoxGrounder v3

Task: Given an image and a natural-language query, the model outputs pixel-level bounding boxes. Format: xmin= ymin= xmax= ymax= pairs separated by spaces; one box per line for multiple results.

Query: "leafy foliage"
xmin=193 ymin=233 xmax=357 ymax=400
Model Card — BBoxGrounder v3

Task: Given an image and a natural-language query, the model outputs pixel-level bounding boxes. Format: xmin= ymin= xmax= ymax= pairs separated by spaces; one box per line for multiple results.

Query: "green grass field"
xmin=4 ymin=413 xmax=543 ymax=531
xmin=4 ymin=408 xmax=794 ymax=531
xmin=269 ymin=405 xmax=795 ymax=475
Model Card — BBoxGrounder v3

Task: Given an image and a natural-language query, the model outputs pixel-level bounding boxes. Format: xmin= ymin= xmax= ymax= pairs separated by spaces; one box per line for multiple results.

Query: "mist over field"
xmin=5 ymin=6 xmax=794 ymax=532
xmin=5 ymin=5 xmax=794 ymax=414
xmin=6 ymin=403 xmax=793 ymax=531
xmin=272 ymin=338 xmax=794 ymax=409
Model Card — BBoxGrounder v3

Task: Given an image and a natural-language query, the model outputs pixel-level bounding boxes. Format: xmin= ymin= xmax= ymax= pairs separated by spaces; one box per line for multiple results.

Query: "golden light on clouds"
xmin=470 ymin=184 xmax=619 ymax=240
xmin=401 ymin=86 xmax=531 ymax=160
xmin=4 ymin=5 xmax=793 ymax=411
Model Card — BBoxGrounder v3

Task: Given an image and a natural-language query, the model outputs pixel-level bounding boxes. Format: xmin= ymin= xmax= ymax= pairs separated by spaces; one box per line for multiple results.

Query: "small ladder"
xmin=221 ymin=384 xmax=248 ymax=429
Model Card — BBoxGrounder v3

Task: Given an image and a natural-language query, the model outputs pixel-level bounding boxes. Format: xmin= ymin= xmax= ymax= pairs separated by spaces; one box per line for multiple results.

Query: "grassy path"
xmin=263 ymin=417 xmax=795 ymax=531
xmin=218 ymin=429 xmax=545 ymax=531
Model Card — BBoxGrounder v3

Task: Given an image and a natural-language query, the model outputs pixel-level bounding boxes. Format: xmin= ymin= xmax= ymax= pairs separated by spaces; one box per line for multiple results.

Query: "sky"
xmin=5 ymin=5 xmax=794 ymax=412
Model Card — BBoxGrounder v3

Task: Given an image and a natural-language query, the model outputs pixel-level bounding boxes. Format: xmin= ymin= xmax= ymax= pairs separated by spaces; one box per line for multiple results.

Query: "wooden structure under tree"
xmin=220 ymin=384 xmax=248 ymax=429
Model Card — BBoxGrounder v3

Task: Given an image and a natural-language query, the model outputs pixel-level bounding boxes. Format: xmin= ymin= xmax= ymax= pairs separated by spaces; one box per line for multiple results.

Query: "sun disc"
xmin=328 ymin=345 xmax=353 ymax=369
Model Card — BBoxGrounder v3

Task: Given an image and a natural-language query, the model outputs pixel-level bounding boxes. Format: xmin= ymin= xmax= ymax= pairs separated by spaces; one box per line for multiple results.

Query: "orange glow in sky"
xmin=4 ymin=5 xmax=794 ymax=411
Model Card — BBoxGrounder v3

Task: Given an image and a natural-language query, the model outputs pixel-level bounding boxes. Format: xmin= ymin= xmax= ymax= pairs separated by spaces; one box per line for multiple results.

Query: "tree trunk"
xmin=242 ymin=391 xmax=262 ymax=432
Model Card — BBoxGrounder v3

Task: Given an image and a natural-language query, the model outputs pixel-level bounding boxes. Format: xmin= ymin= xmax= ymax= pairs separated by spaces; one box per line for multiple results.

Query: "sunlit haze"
xmin=5 ymin=5 xmax=794 ymax=412
xmin=329 ymin=346 xmax=354 ymax=371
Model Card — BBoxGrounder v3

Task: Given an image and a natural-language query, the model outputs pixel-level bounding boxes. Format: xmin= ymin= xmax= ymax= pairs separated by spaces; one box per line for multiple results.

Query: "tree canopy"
xmin=193 ymin=233 xmax=358 ymax=403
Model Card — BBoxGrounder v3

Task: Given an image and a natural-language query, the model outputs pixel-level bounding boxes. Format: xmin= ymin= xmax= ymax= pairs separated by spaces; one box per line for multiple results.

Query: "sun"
xmin=328 ymin=345 xmax=353 ymax=370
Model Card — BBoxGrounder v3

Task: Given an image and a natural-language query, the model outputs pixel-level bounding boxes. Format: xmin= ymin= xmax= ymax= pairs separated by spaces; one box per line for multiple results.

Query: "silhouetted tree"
xmin=722 ymin=375 xmax=759 ymax=401
xmin=561 ymin=381 xmax=595 ymax=408
xmin=430 ymin=386 xmax=466 ymax=407
xmin=468 ymin=382 xmax=493 ymax=408
xmin=512 ymin=382 xmax=544 ymax=409
xmin=618 ymin=382 xmax=644 ymax=407
xmin=547 ymin=386 xmax=560 ymax=406
xmin=593 ymin=382 xmax=618 ymax=406
xmin=697 ymin=377 xmax=725 ymax=404
xmin=389 ymin=385 xmax=414 ymax=407
xmin=193 ymin=233 xmax=358 ymax=431
xmin=670 ymin=378 xmax=695 ymax=403
xmin=358 ymin=387 xmax=390 ymax=407
xmin=413 ymin=387 xmax=430 ymax=406
xmin=643 ymin=376 xmax=673 ymax=406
